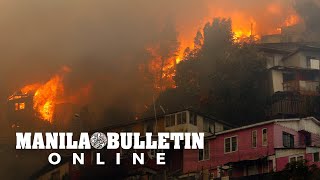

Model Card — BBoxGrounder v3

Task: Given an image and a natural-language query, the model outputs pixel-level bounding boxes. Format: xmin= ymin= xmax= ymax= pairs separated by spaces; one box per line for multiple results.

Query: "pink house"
xmin=181 ymin=117 xmax=320 ymax=179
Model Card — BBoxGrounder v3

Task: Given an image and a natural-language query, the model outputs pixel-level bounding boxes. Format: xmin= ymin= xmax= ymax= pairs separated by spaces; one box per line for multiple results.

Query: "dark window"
xmin=177 ymin=113 xmax=182 ymax=125
xmin=225 ymin=136 xmax=237 ymax=153
xmin=231 ymin=137 xmax=237 ymax=151
xmin=198 ymin=149 xmax=203 ymax=161
xmin=297 ymin=156 xmax=303 ymax=161
xmin=199 ymin=141 xmax=209 ymax=160
xmin=262 ymin=129 xmax=268 ymax=146
xmin=289 ymin=155 xmax=304 ymax=162
xmin=165 ymin=115 xmax=171 ymax=127
xmin=305 ymin=133 xmax=311 ymax=146
xmin=314 ymin=152 xmax=320 ymax=162
xmin=182 ymin=112 xmax=187 ymax=124
xmin=225 ymin=138 xmax=230 ymax=153
xmin=252 ymin=131 xmax=257 ymax=148
xmin=290 ymin=157 xmax=296 ymax=162
xmin=283 ymin=73 xmax=295 ymax=82
xmin=177 ymin=112 xmax=187 ymax=125
xmin=283 ymin=132 xmax=294 ymax=148
xmin=165 ymin=114 xmax=176 ymax=127
xmin=190 ymin=112 xmax=197 ymax=126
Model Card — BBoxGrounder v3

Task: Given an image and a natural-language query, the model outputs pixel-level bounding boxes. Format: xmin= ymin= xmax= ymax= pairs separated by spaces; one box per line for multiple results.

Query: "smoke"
xmin=0 ymin=1 xmax=310 ymax=179
xmin=0 ymin=0 xmax=211 ymax=126
xmin=294 ymin=0 xmax=320 ymax=41
xmin=0 ymin=0 xmax=304 ymax=126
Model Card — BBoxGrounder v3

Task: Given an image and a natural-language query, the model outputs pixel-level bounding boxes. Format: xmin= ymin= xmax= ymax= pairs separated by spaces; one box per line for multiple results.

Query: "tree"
xmin=161 ymin=18 xmax=267 ymax=125
xmin=279 ymin=160 xmax=320 ymax=180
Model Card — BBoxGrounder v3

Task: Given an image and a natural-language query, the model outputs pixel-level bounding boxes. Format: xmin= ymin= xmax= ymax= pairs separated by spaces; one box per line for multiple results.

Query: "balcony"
xmin=283 ymin=80 xmax=319 ymax=95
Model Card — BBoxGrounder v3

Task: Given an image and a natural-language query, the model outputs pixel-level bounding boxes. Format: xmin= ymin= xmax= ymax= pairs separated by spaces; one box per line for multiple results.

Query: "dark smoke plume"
xmin=295 ymin=0 xmax=320 ymax=41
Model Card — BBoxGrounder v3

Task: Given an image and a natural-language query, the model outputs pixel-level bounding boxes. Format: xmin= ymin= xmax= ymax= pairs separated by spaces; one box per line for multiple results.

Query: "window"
xmin=262 ymin=129 xmax=268 ymax=146
xmin=189 ymin=112 xmax=197 ymax=126
xmin=15 ymin=102 xmax=25 ymax=111
xmin=252 ymin=130 xmax=257 ymax=148
xmin=199 ymin=140 xmax=209 ymax=160
xmin=204 ymin=119 xmax=214 ymax=133
xmin=283 ymin=73 xmax=295 ymax=82
xmin=283 ymin=132 xmax=294 ymax=148
xmin=307 ymin=56 xmax=320 ymax=69
xmin=19 ymin=103 xmax=25 ymax=110
xmin=314 ymin=152 xmax=320 ymax=162
xmin=165 ymin=115 xmax=170 ymax=127
xmin=305 ymin=133 xmax=311 ymax=146
xmin=225 ymin=136 xmax=238 ymax=153
xmin=289 ymin=155 xmax=304 ymax=162
xmin=165 ymin=114 xmax=175 ymax=127
xmin=177 ymin=112 xmax=187 ymax=125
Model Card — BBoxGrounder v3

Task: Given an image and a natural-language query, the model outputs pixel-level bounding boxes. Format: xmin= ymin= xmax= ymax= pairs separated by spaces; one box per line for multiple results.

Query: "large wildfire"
xmin=4 ymin=0 xmax=316 ymax=126
xmin=148 ymin=1 xmax=302 ymax=90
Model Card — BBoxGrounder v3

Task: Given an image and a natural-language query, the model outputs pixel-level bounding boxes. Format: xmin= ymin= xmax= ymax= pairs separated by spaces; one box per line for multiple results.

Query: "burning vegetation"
xmin=146 ymin=0 xmax=307 ymax=91
xmin=2 ymin=0 xmax=320 ymax=128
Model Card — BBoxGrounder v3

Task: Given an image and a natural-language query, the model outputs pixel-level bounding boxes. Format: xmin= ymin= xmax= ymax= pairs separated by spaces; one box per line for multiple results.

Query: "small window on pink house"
xmin=289 ymin=155 xmax=304 ymax=163
xmin=252 ymin=130 xmax=257 ymax=148
xmin=262 ymin=129 xmax=268 ymax=146
xmin=224 ymin=136 xmax=238 ymax=153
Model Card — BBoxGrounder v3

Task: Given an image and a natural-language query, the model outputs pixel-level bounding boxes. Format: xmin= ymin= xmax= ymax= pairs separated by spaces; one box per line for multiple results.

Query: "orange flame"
xmin=32 ymin=74 xmax=64 ymax=122
xmin=147 ymin=3 xmax=302 ymax=90
xmin=15 ymin=67 xmax=71 ymax=123
xmin=20 ymin=83 xmax=41 ymax=94
xmin=14 ymin=66 xmax=91 ymax=123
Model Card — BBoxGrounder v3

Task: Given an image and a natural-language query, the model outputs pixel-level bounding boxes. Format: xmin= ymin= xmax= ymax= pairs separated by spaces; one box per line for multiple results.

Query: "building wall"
xmin=165 ymin=111 xmax=199 ymax=133
xmin=284 ymin=51 xmax=320 ymax=69
xmin=274 ymin=119 xmax=320 ymax=147
xmin=182 ymin=123 xmax=275 ymax=174
xmin=271 ymin=70 xmax=283 ymax=93
xmin=273 ymin=124 xmax=300 ymax=148
xmin=284 ymin=53 xmax=303 ymax=68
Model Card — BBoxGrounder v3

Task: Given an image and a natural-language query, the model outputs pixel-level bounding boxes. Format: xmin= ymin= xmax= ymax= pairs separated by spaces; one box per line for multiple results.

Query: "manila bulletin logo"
xmin=16 ymin=132 xmax=204 ymax=166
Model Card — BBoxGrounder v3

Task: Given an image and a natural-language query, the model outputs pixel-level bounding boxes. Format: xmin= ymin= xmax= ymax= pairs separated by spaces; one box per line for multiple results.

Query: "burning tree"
xmin=157 ymin=18 xmax=267 ymax=125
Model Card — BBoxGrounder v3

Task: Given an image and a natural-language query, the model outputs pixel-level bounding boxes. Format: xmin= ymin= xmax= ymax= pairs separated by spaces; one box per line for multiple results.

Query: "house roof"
xmin=93 ymin=108 xmax=235 ymax=133
xmin=210 ymin=117 xmax=320 ymax=137
xmin=257 ymin=42 xmax=320 ymax=57
xmin=282 ymin=45 xmax=320 ymax=61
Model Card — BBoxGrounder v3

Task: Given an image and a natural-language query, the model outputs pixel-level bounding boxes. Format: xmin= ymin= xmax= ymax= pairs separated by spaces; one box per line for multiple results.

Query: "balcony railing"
xmin=283 ymin=80 xmax=319 ymax=95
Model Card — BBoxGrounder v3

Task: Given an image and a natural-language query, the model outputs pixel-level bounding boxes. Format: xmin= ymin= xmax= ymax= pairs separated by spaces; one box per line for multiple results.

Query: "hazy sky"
xmin=0 ymin=0 xmax=309 ymax=119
